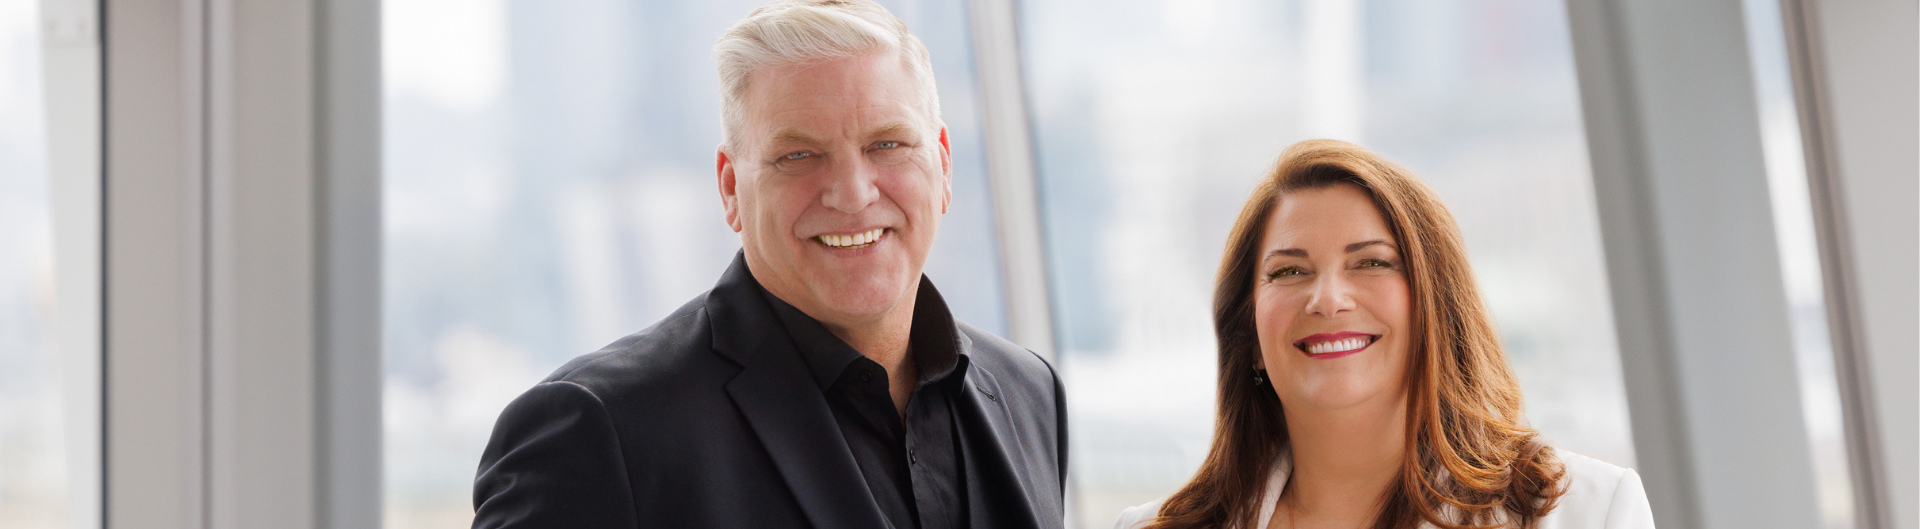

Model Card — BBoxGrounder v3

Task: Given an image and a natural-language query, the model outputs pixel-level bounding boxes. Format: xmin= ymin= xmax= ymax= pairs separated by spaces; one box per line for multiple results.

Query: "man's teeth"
xmin=1307 ymin=337 xmax=1370 ymax=355
xmin=818 ymin=228 xmax=885 ymax=248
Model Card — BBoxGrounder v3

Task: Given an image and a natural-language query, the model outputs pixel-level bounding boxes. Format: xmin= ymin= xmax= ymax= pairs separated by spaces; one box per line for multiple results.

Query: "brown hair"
xmin=1145 ymin=140 xmax=1565 ymax=529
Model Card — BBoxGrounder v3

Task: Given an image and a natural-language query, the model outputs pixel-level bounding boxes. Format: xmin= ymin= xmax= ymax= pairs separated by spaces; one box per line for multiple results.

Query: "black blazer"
xmin=472 ymin=254 xmax=1068 ymax=529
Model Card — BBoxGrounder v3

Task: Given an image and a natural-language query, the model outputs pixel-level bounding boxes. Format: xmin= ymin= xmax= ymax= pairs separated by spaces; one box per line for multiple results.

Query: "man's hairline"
xmin=722 ymin=47 xmax=944 ymax=153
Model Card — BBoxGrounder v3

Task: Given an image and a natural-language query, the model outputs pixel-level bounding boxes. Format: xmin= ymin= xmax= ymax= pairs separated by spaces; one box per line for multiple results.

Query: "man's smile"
xmin=814 ymin=227 xmax=888 ymax=249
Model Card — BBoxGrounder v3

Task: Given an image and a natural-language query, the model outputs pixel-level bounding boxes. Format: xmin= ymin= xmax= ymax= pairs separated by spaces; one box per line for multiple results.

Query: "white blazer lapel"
xmin=1251 ymin=450 xmax=1293 ymax=529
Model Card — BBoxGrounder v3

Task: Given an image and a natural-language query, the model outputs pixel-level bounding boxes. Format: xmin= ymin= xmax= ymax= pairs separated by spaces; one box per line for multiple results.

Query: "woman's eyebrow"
xmin=1267 ymin=241 xmax=1390 ymax=262
xmin=1265 ymin=248 xmax=1309 ymax=261
xmin=1346 ymin=240 xmax=1391 ymax=253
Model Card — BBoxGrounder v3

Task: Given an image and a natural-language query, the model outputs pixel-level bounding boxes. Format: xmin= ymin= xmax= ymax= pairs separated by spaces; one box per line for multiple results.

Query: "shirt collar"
xmin=758 ymin=275 xmax=966 ymax=392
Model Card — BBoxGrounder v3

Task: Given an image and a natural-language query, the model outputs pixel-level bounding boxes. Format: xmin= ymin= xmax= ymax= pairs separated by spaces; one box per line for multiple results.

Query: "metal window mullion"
xmin=39 ymin=0 xmax=106 ymax=527
xmin=1775 ymin=2 xmax=1919 ymax=528
xmin=102 ymin=0 xmax=212 ymax=527
xmin=967 ymin=0 xmax=1057 ymax=361
xmin=315 ymin=0 xmax=384 ymax=526
xmin=1774 ymin=2 xmax=1885 ymax=528
xmin=1564 ymin=0 xmax=1827 ymax=527
xmin=102 ymin=0 xmax=382 ymax=526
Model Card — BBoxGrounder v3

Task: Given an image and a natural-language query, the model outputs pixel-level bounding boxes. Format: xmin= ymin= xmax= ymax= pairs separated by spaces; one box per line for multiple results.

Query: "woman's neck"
xmin=1276 ymin=392 xmax=1408 ymax=526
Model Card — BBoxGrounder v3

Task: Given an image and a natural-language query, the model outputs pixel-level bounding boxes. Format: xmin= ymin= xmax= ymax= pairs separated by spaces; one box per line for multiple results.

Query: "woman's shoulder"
xmin=1110 ymin=497 xmax=1168 ymax=529
xmin=1558 ymin=450 xmax=1632 ymax=489
xmin=1537 ymin=450 xmax=1656 ymax=529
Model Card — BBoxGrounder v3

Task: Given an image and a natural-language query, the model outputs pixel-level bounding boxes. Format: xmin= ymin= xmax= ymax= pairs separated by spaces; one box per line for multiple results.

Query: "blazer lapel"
xmin=706 ymin=254 xmax=889 ymax=529
xmin=952 ymin=341 xmax=1052 ymax=529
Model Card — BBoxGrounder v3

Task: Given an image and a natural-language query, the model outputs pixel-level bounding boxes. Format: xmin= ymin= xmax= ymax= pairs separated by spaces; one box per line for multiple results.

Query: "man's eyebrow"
xmin=763 ymin=123 xmax=917 ymax=148
xmin=865 ymin=122 xmax=916 ymax=140
xmin=764 ymin=128 xmax=822 ymax=147
xmin=1346 ymin=240 xmax=1392 ymax=253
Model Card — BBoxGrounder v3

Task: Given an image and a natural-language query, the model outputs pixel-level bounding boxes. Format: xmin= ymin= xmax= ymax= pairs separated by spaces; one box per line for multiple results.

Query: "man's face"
xmin=717 ymin=50 xmax=952 ymax=328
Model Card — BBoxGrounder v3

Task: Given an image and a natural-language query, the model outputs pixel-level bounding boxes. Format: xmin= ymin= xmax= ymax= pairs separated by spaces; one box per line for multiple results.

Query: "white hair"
xmin=713 ymin=0 xmax=943 ymax=147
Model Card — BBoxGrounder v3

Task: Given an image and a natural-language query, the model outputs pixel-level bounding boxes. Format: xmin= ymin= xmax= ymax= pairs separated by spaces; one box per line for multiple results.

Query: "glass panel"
xmin=1015 ymin=0 xmax=1633 ymax=525
xmin=0 ymin=2 xmax=67 ymax=527
xmin=380 ymin=0 xmax=1005 ymax=526
xmin=1740 ymin=0 xmax=1857 ymax=526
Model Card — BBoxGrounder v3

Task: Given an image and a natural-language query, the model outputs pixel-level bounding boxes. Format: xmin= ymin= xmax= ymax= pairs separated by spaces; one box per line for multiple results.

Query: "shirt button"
xmin=860 ymin=371 xmax=873 ymax=383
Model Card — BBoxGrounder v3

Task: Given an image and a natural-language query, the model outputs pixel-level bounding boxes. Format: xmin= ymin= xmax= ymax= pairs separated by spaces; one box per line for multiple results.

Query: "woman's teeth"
xmin=1306 ymin=337 xmax=1370 ymax=355
xmin=817 ymin=228 xmax=885 ymax=248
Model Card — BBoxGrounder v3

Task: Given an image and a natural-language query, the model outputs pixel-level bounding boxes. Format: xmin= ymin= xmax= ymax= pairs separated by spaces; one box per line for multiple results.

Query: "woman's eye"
xmin=1267 ymin=266 xmax=1306 ymax=280
xmin=1357 ymin=258 xmax=1393 ymax=269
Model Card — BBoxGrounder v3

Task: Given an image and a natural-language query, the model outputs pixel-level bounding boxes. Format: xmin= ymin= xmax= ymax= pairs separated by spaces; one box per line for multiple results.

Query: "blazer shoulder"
xmin=474 ymin=380 xmax=640 ymax=528
xmin=957 ymin=320 xmax=1058 ymax=379
xmin=1541 ymin=451 xmax=1655 ymax=529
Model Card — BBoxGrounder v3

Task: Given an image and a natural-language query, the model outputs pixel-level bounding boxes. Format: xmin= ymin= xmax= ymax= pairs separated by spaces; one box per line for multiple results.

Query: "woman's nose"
xmin=1305 ymin=272 xmax=1357 ymax=317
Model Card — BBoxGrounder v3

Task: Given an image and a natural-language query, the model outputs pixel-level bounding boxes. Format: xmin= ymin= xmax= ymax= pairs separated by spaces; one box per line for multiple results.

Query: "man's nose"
xmin=820 ymin=155 xmax=881 ymax=214
xmin=1305 ymin=271 xmax=1358 ymax=317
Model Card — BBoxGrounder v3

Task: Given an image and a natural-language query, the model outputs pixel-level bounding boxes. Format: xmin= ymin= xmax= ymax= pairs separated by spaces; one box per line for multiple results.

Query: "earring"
xmin=1253 ymin=370 xmax=1266 ymax=385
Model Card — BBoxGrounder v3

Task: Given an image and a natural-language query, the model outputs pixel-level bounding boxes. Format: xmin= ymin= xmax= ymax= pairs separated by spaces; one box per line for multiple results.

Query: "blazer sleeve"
xmin=472 ymin=380 xmax=638 ymax=529
xmin=1603 ymin=468 xmax=1657 ymax=529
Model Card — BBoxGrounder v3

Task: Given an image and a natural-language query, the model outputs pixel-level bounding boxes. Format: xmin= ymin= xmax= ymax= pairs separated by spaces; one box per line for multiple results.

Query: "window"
xmin=1015 ymin=0 xmax=1634 ymax=524
xmin=0 ymin=3 xmax=68 ymax=527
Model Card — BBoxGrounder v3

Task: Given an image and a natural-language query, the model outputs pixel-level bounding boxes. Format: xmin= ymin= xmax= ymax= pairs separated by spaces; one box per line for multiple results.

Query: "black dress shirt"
xmin=762 ymin=279 xmax=969 ymax=529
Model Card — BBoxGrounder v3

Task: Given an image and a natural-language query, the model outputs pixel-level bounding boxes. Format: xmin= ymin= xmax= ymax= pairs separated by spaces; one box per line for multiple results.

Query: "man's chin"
xmin=806 ymin=275 xmax=915 ymax=317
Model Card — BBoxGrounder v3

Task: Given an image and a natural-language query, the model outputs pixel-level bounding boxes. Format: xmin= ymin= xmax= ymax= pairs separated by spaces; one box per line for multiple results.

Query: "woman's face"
xmin=1253 ymin=183 xmax=1412 ymax=413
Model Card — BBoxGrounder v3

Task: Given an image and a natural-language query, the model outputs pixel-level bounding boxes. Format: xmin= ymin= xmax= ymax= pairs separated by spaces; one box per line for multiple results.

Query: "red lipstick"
xmin=1294 ymin=331 xmax=1378 ymax=360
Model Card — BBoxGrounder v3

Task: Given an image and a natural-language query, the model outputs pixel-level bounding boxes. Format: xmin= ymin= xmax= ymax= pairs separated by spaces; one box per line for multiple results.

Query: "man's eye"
xmin=875 ymin=141 xmax=900 ymax=150
xmin=782 ymin=151 xmax=813 ymax=161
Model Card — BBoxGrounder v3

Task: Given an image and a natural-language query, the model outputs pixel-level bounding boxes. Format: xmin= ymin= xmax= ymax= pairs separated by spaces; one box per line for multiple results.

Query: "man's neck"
xmin=783 ymin=281 xmax=921 ymax=417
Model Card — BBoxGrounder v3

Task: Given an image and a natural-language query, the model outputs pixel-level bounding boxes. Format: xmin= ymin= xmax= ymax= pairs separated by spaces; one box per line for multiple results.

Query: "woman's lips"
xmin=1294 ymin=332 xmax=1379 ymax=359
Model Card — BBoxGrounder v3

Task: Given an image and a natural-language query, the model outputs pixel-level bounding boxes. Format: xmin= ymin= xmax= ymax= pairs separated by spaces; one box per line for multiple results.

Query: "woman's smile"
xmin=1294 ymin=331 xmax=1380 ymax=359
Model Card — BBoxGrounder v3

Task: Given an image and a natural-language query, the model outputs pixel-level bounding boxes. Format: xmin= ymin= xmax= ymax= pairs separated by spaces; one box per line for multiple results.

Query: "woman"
xmin=1113 ymin=140 xmax=1653 ymax=529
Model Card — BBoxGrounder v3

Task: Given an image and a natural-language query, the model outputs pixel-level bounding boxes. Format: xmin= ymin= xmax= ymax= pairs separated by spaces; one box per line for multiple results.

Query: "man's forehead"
xmin=748 ymin=85 xmax=922 ymax=126
xmin=751 ymin=48 xmax=915 ymax=86
xmin=746 ymin=53 xmax=916 ymax=102
xmin=738 ymin=53 xmax=930 ymax=139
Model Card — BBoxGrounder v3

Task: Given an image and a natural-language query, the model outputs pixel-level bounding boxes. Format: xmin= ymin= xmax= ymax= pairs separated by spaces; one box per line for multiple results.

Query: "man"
xmin=470 ymin=1 xmax=1067 ymax=528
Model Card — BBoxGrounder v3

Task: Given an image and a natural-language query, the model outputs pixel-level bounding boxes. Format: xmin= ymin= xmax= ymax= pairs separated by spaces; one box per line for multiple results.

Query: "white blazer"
xmin=1111 ymin=451 xmax=1655 ymax=529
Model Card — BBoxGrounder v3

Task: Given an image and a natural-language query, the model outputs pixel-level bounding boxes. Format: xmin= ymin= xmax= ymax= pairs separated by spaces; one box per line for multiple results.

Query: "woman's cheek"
xmin=1252 ymin=289 xmax=1300 ymax=363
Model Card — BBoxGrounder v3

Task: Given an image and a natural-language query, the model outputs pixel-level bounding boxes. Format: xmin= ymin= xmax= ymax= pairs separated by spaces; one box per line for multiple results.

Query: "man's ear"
xmin=717 ymin=146 xmax=744 ymax=233
xmin=937 ymin=126 xmax=952 ymax=215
